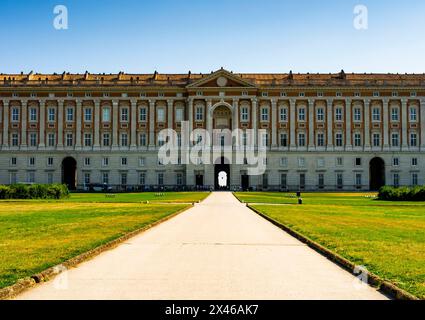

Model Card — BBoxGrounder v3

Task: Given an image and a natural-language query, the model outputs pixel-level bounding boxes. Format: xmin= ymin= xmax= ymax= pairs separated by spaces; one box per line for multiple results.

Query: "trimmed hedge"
xmin=0 ymin=184 xmax=69 ymax=200
xmin=378 ymin=186 xmax=425 ymax=201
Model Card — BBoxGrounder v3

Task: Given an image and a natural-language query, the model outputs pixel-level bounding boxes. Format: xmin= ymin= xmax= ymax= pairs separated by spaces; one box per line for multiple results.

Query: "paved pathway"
xmin=17 ymin=192 xmax=387 ymax=300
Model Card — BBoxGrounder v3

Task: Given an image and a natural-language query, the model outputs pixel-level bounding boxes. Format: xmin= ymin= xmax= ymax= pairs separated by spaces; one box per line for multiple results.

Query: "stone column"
xmin=233 ymin=98 xmax=240 ymax=147
xmin=149 ymin=99 xmax=155 ymax=147
xmin=206 ymin=99 xmax=213 ymax=136
xmin=271 ymin=98 xmax=277 ymax=149
xmin=2 ymin=100 xmax=9 ymax=148
xmin=21 ymin=100 xmax=27 ymax=148
xmin=251 ymin=98 xmax=258 ymax=147
xmin=364 ymin=99 xmax=371 ymax=151
xmin=345 ymin=98 xmax=352 ymax=151
xmin=57 ymin=99 xmax=64 ymax=149
xmin=112 ymin=100 xmax=119 ymax=149
xmin=75 ymin=100 xmax=82 ymax=149
xmin=188 ymin=98 xmax=193 ymax=143
xmin=93 ymin=99 xmax=100 ymax=150
xmin=308 ymin=98 xmax=315 ymax=151
xmin=401 ymin=98 xmax=408 ymax=151
xmin=167 ymin=99 xmax=173 ymax=130
xmin=130 ymin=99 xmax=137 ymax=150
xmin=289 ymin=98 xmax=296 ymax=150
xmin=420 ymin=98 xmax=425 ymax=151
xmin=39 ymin=100 xmax=46 ymax=148
xmin=382 ymin=98 xmax=390 ymax=151
xmin=326 ymin=98 xmax=333 ymax=151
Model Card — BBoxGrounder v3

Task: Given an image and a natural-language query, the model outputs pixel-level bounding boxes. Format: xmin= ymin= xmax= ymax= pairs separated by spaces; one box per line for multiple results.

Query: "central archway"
xmin=62 ymin=157 xmax=77 ymax=190
xmin=369 ymin=157 xmax=385 ymax=191
xmin=214 ymin=157 xmax=230 ymax=190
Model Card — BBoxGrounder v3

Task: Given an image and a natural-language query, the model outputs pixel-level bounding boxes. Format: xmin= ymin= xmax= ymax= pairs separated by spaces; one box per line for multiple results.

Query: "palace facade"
xmin=0 ymin=68 xmax=424 ymax=191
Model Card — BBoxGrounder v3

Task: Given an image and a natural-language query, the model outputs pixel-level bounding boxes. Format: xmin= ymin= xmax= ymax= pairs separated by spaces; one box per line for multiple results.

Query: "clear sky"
xmin=1 ymin=0 xmax=425 ymax=74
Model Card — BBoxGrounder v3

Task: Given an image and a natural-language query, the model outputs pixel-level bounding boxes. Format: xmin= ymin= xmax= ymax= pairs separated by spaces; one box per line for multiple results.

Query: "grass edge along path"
xmin=0 ymin=204 xmax=192 ymax=300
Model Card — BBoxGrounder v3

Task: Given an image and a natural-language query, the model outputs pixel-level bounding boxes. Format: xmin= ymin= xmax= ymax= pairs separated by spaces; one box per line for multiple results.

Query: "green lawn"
xmin=0 ymin=191 xmax=208 ymax=290
xmin=234 ymin=192 xmax=425 ymax=299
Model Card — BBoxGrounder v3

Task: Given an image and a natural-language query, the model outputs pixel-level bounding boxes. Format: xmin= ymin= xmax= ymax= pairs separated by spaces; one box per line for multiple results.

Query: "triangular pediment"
xmin=187 ymin=69 xmax=257 ymax=88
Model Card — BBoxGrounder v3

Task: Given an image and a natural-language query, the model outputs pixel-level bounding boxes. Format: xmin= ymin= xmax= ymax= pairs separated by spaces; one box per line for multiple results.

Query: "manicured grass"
xmin=234 ymin=192 xmax=425 ymax=299
xmin=1 ymin=191 xmax=210 ymax=204
xmin=0 ymin=201 xmax=188 ymax=289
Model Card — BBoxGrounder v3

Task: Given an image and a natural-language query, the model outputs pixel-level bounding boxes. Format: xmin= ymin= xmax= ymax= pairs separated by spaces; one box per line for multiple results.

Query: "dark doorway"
xmin=196 ymin=174 xmax=204 ymax=188
xmin=62 ymin=157 xmax=77 ymax=190
xmin=214 ymin=157 xmax=230 ymax=190
xmin=369 ymin=157 xmax=385 ymax=191
xmin=241 ymin=174 xmax=249 ymax=191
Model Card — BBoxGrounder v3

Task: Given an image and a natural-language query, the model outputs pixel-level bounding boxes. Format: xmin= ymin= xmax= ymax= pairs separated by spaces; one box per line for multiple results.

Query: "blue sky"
xmin=1 ymin=0 xmax=424 ymax=74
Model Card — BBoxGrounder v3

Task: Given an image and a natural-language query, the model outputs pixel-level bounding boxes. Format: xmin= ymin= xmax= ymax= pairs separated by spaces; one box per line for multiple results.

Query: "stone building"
xmin=0 ymin=69 xmax=424 ymax=191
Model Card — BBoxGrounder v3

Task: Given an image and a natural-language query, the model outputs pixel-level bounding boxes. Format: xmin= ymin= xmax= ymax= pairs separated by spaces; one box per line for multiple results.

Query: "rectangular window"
xmin=158 ymin=173 xmax=164 ymax=186
xmin=139 ymin=157 xmax=145 ymax=167
xmin=12 ymin=108 xmax=19 ymax=122
xmin=29 ymin=133 xmax=37 ymax=147
xmin=298 ymin=133 xmax=306 ymax=147
xmin=412 ymin=173 xmax=418 ymax=186
xmin=84 ymin=133 xmax=92 ymax=147
xmin=354 ymin=133 xmax=361 ymax=147
xmin=280 ymin=157 xmax=288 ymax=167
xmin=195 ymin=106 xmax=203 ymax=121
xmin=410 ymin=108 xmax=417 ymax=122
xmin=28 ymin=157 xmax=35 ymax=166
xmin=139 ymin=172 xmax=146 ymax=185
xmin=298 ymin=108 xmax=306 ymax=121
xmin=393 ymin=173 xmax=400 ymax=187
xmin=372 ymin=107 xmax=381 ymax=121
xmin=84 ymin=108 xmax=92 ymax=122
xmin=391 ymin=133 xmax=399 ymax=147
xmin=11 ymin=157 xmax=17 ymax=166
xmin=157 ymin=108 xmax=165 ymax=122
xmin=176 ymin=173 xmax=183 ymax=186
xmin=29 ymin=108 xmax=37 ymax=122
xmin=355 ymin=158 xmax=362 ymax=166
xmin=262 ymin=133 xmax=269 ymax=147
xmin=121 ymin=157 xmax=127 ymax=166
xmin=102 ymin=172 xmax=109 ymax=185
xmin=84 ymin=157 xmax=90 ymax=166
xmin=299 ymin=174 xmax=306 ymax=190
xmin=175 ymin=109 xmax=183 ymax=122
xmin=355 ymin=173 xmax=362 ymax=187
xmin=318 ymin=174 xmax=325 ymax=189
xmin=317 ymin=158 xmax=325 ymax=167
xmin=139 ymin=133 xmax=147 ymax=146
xmin=317 ymin=133 xmax=325 ymax=147
xmin=298 ymin=157 xmax=305 ymax=167
xmin=103 ymin=133 xmax=110 ymax=146
xmin=354 ymin=108 xmax=361 ymax=122
xmin=280 ymin=173 xmax=287 ymax=189
xmin=84 ymin=173 xmax=90 ymax=185
xmin=373 ymin=133 xmax=380 ymax=147
xmin=279 ymin=108 xmax=287 ymax=122
xmin=27 ymin=171 xmax=35 ymax=183
xmin=12 ymin=133 xmax=19 ymax=146
xmin=337 ymin=173 xmax=343 ymax=189
xmin=66 ymin=133 xmax=73 ymax=147
xmin=280 ymin=133 xmax=288 ymax=147
xmin=412 ymin=158 xmax=418 ymax=166
xmin=241 ymin=107 xmax=249 ymax=122
xmin=316 ymin=108 xmax=324 ymax=121
xmin=391 ymin=108 xmax=399 ymax=121
xmin=48 ymin=133 xmax=55 ymax=147
xmin=410 ymin=133 xmax=417 ymax=147
xmin=336 ymin=157 xmax=343 ymax=166
xmin=393 ymin=157 xmax=399 ymax=166
xmin=261 ymin=107 xmax=269 ymax=121
xmin=47 ymin=172 xmax=53 ymax=184
xmin=47 ymin=157 xmax=54 ymax=166
xmin=139 ymin=107 xmax=147 ymax=122
xmin=121 ymin=133 xmax=128 ymax=146
xmin=335 ymin=133 xmax=343 ymax=147
xmin=48 ymin=108 xmax=55 ymax=122
xmin=121 ymin=108 xmax=129 ymax=122
xmin=102 ymin=108 xmax=110 ymax=122
xmin=66 ymin=108 xmax=74 ymax=122
xmin=335 ymin=108 xmax=343 ymax=121
xmin=121 ymin=173 xmax=127 ymax=186
xmin=102 ymin=157 xmax=109 ymax=167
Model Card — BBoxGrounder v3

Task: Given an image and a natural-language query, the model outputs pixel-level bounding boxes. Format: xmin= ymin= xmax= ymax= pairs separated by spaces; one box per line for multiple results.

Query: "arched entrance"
xmin=62 ymin=157 xmax=77 ymax=190
xmin=214 ymin=157 xmax=230 ymax=190
xmin=369 ymin=157 xmax=385 ymax=191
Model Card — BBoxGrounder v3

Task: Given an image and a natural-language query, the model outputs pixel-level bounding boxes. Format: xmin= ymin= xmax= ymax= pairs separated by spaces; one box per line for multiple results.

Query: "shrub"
xmin=378 ymin=186 xmax=425 ymax=201
xmin=0 ymin=184 xmax=69 ymax=200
